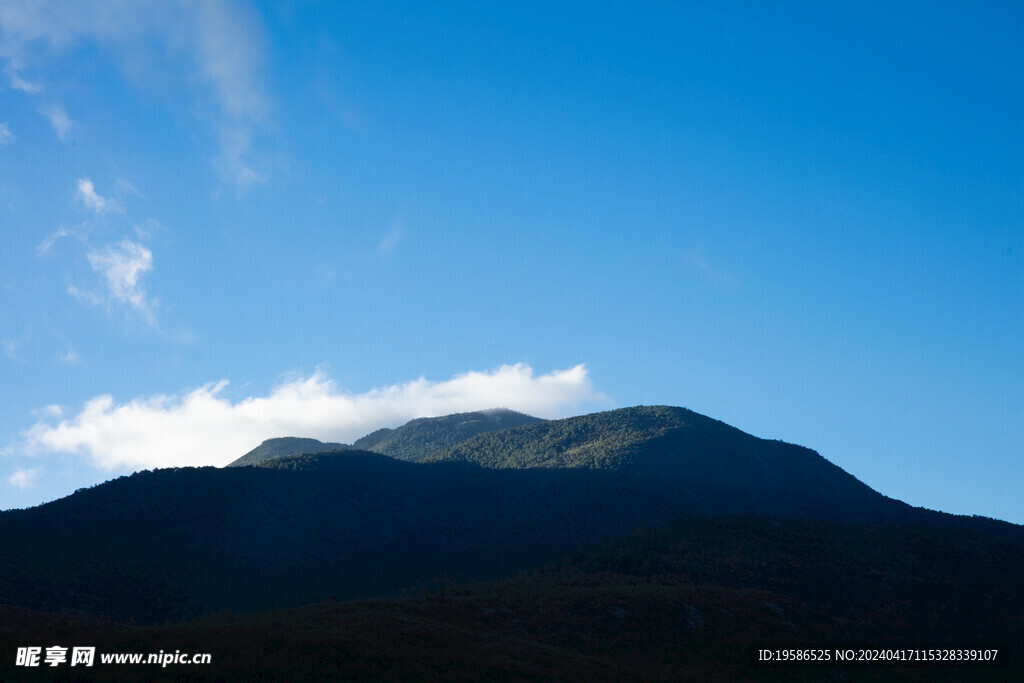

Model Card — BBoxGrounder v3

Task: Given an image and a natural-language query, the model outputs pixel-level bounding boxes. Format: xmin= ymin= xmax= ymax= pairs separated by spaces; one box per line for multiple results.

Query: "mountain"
xmin=433 ymin=406 xmax=1024 ymax=544
xmin=1 ymin=403 xmax=1022 ymax=675
xmin=432 ymin=405 xmax=885 ymax=520
xmin=227 ymin=436 xmax=348 ymax=467
xmin=225 ymin=408 xmax=542 ymax=467
xmin=353 ymin=408 xmax=544 ymax=461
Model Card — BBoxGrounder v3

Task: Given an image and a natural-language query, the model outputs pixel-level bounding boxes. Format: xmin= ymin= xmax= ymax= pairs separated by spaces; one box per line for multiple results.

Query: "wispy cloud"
xmin=36 ymin=404 xmax=63 ymax=418
xmin=0 ymin=121 xmax=12 ymax=144
xmin=379 ymin=224 xmax=404 ymax=257
xmin=10 ymin=72 xmax=40 ymax=93
xmin=75 ymin=177 xmax=119 ymax=213
xmin=36 ymin=226 xmax=72 ymax=255
xmin=215 ymin=125 xmax=264 ymax=188
xmin=685 ymin=250 xmax=735 ymax=286
xmin=5 ymin=64 xmax=43 ymax=93
xmin=7 ymin=467 xmax=39 ymax=489
xmin=0 ymin=0 xmax=270 ymax=188
xmin=80 ymin=239 xmax=157 ymax=325
xmin=66 ymin=284 xmax=103 ymax=307
xmin=314 ymin=263 xmax=336 ymax=284
xmin=40 ymin=103 xmax=71 ymax=139
xmin=193 ymin=1 xmax=269 ymax=188
xmin=22 ymin=364 xmax=607 ymax=469
xmin=58 ymin=348 xmax=80 ymax=365
xmin=2 ymin=338 xmax=21 ymax=360
xmin=114 ymin=178 xmax=142 ymax=198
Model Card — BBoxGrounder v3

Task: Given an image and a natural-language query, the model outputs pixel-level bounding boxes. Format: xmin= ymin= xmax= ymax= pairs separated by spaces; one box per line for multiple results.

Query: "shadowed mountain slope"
xmin=0 ymin=452 xmax=679 ymax=621
xmin=435 ymin=406 xmax=1024 ymax=543
xmin=3 ymin=515 xmax=1022 ymax=681
xmin=434 ymin=406 xmax=886 ymax=521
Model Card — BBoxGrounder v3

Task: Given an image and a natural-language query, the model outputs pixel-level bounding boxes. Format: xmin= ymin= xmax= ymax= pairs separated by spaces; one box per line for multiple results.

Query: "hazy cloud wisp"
xmin=8 ymin=70 xmax=41 ymax=93
xmin=0 ymin=0 xmax=269 ymax=187
xmin=40 ymin=104 xmax=71 ymax=139
xmin=379 ymin=224 xmax=404 ymax=257
xmin=23 ymin=364 xmax=607 ymax=470
xmin=7 ymin=467 xmax=39 ymax=489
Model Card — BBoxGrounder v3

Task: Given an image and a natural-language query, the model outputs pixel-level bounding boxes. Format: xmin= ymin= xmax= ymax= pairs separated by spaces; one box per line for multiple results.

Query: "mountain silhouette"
xmin=1 ymin=404 xmax=1021 ymax=679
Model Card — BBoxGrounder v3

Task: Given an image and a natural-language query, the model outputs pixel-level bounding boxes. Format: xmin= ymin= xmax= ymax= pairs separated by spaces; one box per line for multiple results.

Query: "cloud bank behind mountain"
xmin=21 ymin=364 xmax=605 ymax=470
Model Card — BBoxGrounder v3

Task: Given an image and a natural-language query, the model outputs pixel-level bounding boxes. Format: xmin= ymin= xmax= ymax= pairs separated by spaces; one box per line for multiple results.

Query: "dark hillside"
xmin=3 ymin=515 xmax=1021 ymax=681
xmin=0 ymin=452 xmax=679 ymax=622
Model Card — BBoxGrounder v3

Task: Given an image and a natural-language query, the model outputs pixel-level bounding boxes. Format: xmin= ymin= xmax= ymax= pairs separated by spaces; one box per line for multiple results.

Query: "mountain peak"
xmin=227 ymin=436 xmax=347 ymax=467
xmin=352 ymin=408 xmax=545 ymax=461
xmin=432 ymin=404 xmax=886 ymax=519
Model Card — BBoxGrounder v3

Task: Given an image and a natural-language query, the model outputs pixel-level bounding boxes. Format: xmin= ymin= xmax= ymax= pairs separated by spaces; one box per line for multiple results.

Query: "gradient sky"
xmin=1 ymin=2 xmax=1021 ymax=522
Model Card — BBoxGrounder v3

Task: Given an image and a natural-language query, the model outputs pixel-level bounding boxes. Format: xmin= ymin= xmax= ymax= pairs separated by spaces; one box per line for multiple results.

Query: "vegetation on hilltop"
xmin=227 ymin=436 xmax=347 ymax=467
xmin=434 ymin=406 xmax=888 ymax=520
xmin=226 ymin=408 xmax=542 ymax=467
xmin=353 ymin=408 xmax=544 ymax=461
xmin=433 ymin=405 xmax=691 ymax=469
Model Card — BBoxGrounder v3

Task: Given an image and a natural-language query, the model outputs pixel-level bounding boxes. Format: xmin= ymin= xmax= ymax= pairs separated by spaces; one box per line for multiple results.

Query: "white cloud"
xmin=8 ymin=467 xmax=39 ymax=489
xmin=41 ymin=103 xmax=71 ymax=139
xmin=22 ymin=364 xmax=608 ymax=469
xmin=0 ymin=121 xmax=12 ymax=144
xmin=0 ymin=0 xmax=269 ymax=188
xmin=75 ymin=177 xmax=119 ymax=213
xmin=82 ymin=239 xmax=156 ymax=324
xmin=37 ymin=404 xmax=63 ymax=418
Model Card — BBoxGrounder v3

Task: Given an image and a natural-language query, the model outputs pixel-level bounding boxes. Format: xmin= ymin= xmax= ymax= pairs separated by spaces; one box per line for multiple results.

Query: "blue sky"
xmin=1 ymin=1 xmax=1021 ymax=522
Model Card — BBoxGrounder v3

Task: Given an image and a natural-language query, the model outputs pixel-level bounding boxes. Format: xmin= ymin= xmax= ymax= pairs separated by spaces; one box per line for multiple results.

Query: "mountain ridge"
xmin=226 ymin=408 xmax=543 ymax=467
xmin=2 ymin=404 xmax=1021 ymax=626
xmin=353 ymin=408 xmax=544 ymax=461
